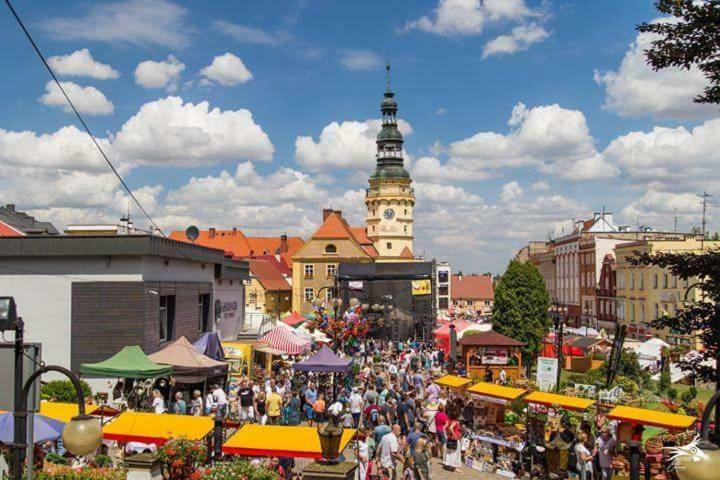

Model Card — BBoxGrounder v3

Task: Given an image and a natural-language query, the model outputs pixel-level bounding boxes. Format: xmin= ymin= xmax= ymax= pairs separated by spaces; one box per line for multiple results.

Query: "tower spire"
xmin=386 ymin=61 xmax=391 ymax=93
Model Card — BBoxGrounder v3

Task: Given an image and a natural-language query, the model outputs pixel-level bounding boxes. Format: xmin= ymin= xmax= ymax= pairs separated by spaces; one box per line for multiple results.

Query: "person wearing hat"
xmin=350 ymin=387 xmax=364 ymax=428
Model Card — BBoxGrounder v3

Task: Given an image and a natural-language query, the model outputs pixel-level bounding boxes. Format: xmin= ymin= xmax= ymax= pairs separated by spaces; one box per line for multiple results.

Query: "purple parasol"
xmin=0 ymin=412 xmax=65 ymax=444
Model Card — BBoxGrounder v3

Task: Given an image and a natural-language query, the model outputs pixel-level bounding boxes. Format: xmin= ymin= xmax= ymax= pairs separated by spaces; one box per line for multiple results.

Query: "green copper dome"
xmin=370 ymin=63 xmax=412 ymax=182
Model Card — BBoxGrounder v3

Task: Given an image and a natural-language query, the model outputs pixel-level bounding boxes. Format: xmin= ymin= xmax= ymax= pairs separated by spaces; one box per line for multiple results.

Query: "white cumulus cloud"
xmin=483 ymin=23 xmax=550 ymax=58
xmin=134 ymin=55 xmax=185 ymax=92
xmin=200 ymin=53 xmax=253 ymax=86
xmin=403 ymin=0 xmax=533 ymax=36
xmin=295 ymin=119 xmax=412 ymax=170
xmin=39 ymin=81 xmax=114 ymax=116
xmin=594 ymin=26 xmax=717 ymax=119
xmin=48 ymin=49 xmax=120 ymax=80
xmin=112 ymin=96 xmax=273 ymax=166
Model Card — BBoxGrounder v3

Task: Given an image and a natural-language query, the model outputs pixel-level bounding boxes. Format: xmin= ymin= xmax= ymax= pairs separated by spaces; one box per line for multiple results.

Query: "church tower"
xmin=365 ymin=63 xmax=414 ymax=261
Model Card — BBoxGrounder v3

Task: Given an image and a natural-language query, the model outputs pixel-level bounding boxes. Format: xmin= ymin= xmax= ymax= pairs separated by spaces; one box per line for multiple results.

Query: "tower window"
xmin=404 ymin=209 xmax=408 ymax=215
xmin=386 ymin=242 xmax=392 ymax=250
xmin=404 ymin=225 xmax=407 ymax=233
xmin=325 ymin=244 xmax=337 ymax=254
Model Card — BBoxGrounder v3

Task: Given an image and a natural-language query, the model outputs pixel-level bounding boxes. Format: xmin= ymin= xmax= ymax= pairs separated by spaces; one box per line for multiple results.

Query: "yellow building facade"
xmin=615 ymin=238 xmax=717 ymax=346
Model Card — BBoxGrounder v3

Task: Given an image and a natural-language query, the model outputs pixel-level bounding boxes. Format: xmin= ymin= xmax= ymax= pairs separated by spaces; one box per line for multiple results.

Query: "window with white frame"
xmin=639 ymin=273 xmax=644 ymax=290
xmin=304 ymin=264 xmax=314 ymax=278
xmin=653 ymin=274 xmax=658 ymax=289
xmin=326 ymin=264 xmax=337 ymax=277
xmin=663 ymin=274 xmax=668 ymax=289
xmin=630 ymin=273 xmax=634 ymax=289
xmin=304 ymin=287 xmax=314 ymax=302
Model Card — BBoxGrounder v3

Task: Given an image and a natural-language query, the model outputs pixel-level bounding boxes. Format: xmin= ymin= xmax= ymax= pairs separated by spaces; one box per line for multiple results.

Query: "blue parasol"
xmin=0 ymin=412 xmax=65 ymax=444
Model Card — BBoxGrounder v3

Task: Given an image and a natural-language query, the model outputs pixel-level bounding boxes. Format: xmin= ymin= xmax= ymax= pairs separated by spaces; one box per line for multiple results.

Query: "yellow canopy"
xmin=467 ymin=382 xmax=526 ymax=401
xmin=222 ymin=424 xmax=356 ymax=459
xmin=102 ymin=411 xmax=213 ymax=445
xmin=434 ymin=375 xmax=473 ymax=389
xmin=607 ymin=405 xmax=696 ymax=430
xmin=39 ymin=402 xmax=100 ymax=423
xmin=524 ymin=391 xmax=596 ymax=411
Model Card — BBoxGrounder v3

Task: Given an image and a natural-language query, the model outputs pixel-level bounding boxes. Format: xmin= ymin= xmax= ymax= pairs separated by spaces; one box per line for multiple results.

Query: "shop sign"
xmin=411 ymin=279 xmax=431 ymax=296
xmin=481 ymin=347 xmax=509 ymax=365
xmin=348 ymin=281 xmax=364 ymax=290
xmin=536 ymin=357 xmax=558 ymax=392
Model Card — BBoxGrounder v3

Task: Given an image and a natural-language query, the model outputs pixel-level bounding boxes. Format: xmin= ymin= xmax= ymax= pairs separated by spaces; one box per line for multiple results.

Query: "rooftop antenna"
xmin=699 ymin=190 xmax=714 ymax=250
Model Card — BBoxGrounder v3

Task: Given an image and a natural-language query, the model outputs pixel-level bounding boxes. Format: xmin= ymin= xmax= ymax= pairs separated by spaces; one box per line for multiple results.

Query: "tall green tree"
xmin=638 ymin=0 xmax=720 ymax=105
xmin=492 ymin=260 xmax=551 ymax=373
xmin=630 ymin=250 xmax=720 ymax=384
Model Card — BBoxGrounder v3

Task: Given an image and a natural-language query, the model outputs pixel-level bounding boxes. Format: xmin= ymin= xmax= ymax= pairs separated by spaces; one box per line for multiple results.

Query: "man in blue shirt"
xmin=304 ymin=383 xmax=317 ymax=423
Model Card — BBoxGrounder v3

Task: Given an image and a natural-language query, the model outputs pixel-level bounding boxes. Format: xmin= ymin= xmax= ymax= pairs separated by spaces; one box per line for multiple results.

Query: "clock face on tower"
xmin=383 ymin=208 xmax=395 ymax=220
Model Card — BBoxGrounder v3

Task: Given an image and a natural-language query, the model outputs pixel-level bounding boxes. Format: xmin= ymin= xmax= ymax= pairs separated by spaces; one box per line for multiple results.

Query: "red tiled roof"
xmin=459 ymin=330 xmax=525 ymax=347
xmin=248 ymin=259 xmax=291 ymax=292
xmin=242 ymin=255 xmax=291 ymax=276
xmin=451 ymin=274 xmax=494 ymax=300
xmin=0 ymin=220 xmax=23 ymax=237
xmin=399 ymin=246 xmax=413 ymax=259
xmin=168 ymin=229 xmax=304 ymax=265
xmin=362 ymin=245 xmax=379 ymax=258
xmin=312 ymin=213 xmax=353 ymax=239
xmin=350 ymin=227 xmax=372 ymax=245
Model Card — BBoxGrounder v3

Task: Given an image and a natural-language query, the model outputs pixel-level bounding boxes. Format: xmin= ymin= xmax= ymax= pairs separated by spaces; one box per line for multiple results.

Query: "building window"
xmin=438 ymin=285 xmax=448 ymax=295
xmin=304 ymin=264 xmax=314 ymax=278
xmin=654 ymin=303 xmax=659 ymax=319
xmin=159 ymin=295 xmax=176 ymax=343
xmin=671 ymin=275 xmax=677 ymax=288
xmin=653 ymin=274 xmax=658 ymax=289
xmin=630 ymin=303 xmax=635 ymax=321
xmin=683 ymin=277 xmax=689 ymax=288
xmin=639 ymin=304 xmax=645 ymax=323
xmin=326 ymin=264 xmax=337 ymax=277
xmin=639 ymin=273 xmax=644 ymax=290
xmin=618 ymin=273 xmax=625 ymax=290
xmin=325 ymin=289 xmax=333 ymax=301
xmin=198 ymin=293 xmax=210 ymax=333
xmin=325 ymin=244 xmax=337 ymax=254
xmin=438 ymin=271 xmax=449 ymax=283
xmin=304 ymin=288 xmax=314 ymax=302
xmin=439 ymin=298 xmax=449 ymax=309
xmin=630 ymin=273 xmax=634 ymax=290
xmin=662 ymin=274 xmax=668 ymax=289
xmin=386 ymin=242 xmax=392 ymax=250
xmin=249 ymin=291 xmax=257 ymax=304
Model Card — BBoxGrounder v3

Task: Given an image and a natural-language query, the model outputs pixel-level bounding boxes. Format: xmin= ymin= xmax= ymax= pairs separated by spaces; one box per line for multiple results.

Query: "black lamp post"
xmin=0 ymin=297 xmax=103 ymax=480
xmin=551 ymin=299 xmax=567 ymax=392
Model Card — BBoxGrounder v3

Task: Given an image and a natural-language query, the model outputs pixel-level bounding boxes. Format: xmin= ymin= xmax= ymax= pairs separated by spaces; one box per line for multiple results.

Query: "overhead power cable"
xmin=3 ymin=0 xmax=168 ymax=238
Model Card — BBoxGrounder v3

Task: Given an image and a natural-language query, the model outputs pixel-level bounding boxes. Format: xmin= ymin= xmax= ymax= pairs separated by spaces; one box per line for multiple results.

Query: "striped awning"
xmin=257 ymin=326 xmax=310 ymax=355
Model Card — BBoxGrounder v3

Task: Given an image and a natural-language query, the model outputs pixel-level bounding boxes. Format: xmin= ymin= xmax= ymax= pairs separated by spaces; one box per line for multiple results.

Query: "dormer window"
xmin=325 ymin=244 xmax=337 ymax=254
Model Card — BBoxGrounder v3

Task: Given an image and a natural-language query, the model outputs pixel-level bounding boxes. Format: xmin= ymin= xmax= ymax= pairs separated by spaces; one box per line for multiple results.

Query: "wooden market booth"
xmin=222 ymin=424 xmax=356 ymax=459
xmin=460 ymin=330 xmax=526 ymax=380
xmin=607 ymin=405 xmax=696 ymax=431
xmin=434 ymin=374 xmax=473 ymax=392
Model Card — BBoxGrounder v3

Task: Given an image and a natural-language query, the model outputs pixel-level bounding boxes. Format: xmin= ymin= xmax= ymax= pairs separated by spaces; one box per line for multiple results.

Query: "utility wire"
xmin=3 ymin=0 xmax=167 ymax=239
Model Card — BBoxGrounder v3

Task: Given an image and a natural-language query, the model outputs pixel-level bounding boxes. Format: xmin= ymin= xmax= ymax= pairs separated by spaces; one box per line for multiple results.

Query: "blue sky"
xmin=0 ymin=0 xmax=718 ymax=273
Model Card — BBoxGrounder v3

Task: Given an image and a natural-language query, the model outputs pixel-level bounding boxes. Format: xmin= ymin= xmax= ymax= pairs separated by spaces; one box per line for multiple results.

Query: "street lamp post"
xmin=0 ymin=297 xmax=103 ymax=480
xmin=551 ymin=299 xmax=567 ymax=393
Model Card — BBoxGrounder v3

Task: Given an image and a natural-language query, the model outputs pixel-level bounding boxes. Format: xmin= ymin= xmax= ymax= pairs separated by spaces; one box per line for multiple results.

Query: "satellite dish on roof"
xmin=185 ymin=225 xmax=200 ymax=242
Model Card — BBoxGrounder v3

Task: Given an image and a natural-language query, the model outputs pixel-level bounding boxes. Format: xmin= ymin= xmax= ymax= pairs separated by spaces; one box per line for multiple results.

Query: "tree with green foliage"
xmin=491 ymin=260 xmax=551 ymax=374
xmin=638 ymin=0 xmax=720 ymax=105
xmin=597 ymin=348 xmax=652 ymax=389
xmin=40 ymin=380 xmax=91 ymax=402
xmin=658 ymin=369 xmax=672 ymax=394
xmin=630 ymin=250 xmax=720 ymax=384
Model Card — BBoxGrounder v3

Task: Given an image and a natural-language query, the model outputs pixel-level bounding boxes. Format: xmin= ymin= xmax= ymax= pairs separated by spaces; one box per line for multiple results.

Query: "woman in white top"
xmin=574 ymin=432 xmax=594 ymax=480
xmin=151 ymin=389 xmax=165 ymax=414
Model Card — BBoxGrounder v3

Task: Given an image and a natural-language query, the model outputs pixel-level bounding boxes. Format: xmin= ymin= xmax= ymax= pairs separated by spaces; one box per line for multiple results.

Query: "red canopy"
xmin=433 ymin=320 xmax=472 ymax=353
xmin=283 ymin=311 xmax=305 ymax=327
xmin=258 ymin=326 xmax=310 ymax=355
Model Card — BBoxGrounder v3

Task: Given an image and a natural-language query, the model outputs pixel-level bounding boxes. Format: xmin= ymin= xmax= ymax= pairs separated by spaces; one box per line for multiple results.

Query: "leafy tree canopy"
xmin=630 ymin=249 xmax=720 ymax=383
xmin=492 ymin=260 xmax=551 ymax=366
xmin=638 ymin=0 xmax=720 ymax=104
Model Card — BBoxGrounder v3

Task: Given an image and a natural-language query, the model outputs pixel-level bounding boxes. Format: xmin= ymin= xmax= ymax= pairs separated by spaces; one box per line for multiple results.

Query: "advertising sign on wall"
xmin=481 ymin=347 xmax=509 ymax=365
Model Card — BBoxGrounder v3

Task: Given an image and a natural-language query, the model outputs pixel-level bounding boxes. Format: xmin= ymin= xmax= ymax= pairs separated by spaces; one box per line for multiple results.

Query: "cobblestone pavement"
xmin=426 ymin=456 xmax=507 ymax=480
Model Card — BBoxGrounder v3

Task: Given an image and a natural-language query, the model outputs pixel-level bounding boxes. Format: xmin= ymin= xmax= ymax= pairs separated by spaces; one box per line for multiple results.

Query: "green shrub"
xmin=614 ymin=376 xmax=639 ymax=397
xmin=681 ymin=386 xmax=698 ymax=406
xmin=41 ymin=380 xmax=91 ymax=402
xmin=657 ymin=370 xmax=671 ymax=394
xmin=91 ymin=455 xmax=113 ymax=468
xmin=197 ymin=459 xmax=278 ymax=480
xmin=667 ymin=388 xmax=678 ymax=401
xmin=44 ymin=452 xmax=67 ymax=465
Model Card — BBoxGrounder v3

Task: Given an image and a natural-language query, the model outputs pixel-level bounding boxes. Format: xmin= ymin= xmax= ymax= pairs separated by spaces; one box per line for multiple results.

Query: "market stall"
xmin=606 ymin=405 xmax=697 ymax=480
xmin=433 ymin=374 xmax=473 ymax=392
xmin=193 ymin=332 xmax=226 ymax=361
xmin=460 ymin=330 xmax=525 ymax=381
xmin=0 ymin=412 xmax=65 ymax=444
xmin=102 ymin=411 xmax=213 ymax=446
xmin=433 ymin=320 xmax=473 ymax=353
xmin=293 ymin=345 xmax=351 ymax=373
xmin=282 ymin=311 xmax=306 ymax=327
xmin=149 ymin=336 xmax=228 ymax=383
xmin=79 ymin=346 xmax=173 ymax=378
xmin=463 ymin=382 xmax=528 ymax=476
xmin=39 ymin=401 xmax=120 ymax=424
xmin=222 ymin=424 xmax=356 ymax=459
xmin=257 ymin=324 xmax=311 ymax=355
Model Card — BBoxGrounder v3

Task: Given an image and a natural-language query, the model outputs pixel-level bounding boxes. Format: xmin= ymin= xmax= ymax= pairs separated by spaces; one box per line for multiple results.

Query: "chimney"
xmin=323 ymin=208 xmax=334 ymax=221
xmin=209 ymin=227 xmax=216 ymax=239
xmin=334 ymin=209 xmax=342 ymax=218
xmin=232 ymin=227 xmax=237 ymax=235
xmin=280 ymin=234 xmax=288 ymax=253
xmin=6 ymin=204 xmax=15 ymax=212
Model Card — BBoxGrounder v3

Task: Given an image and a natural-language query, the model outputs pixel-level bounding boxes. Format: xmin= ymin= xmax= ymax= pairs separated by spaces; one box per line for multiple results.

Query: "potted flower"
xmin=157 ymin=437 xmax=207 ymax=480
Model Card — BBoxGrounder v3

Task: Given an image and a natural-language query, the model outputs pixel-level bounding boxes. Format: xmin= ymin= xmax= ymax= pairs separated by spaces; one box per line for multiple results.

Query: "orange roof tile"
xmin=399 ymin=246 xmax=413 ymax=259
xmin=168 ymin=230 xmax=304 ymax=265
xmin=451 ymin=274 xmax=494 ymax=300
xmin=312 ymin=213 xmax=354 ymax=239
xmin=350 ymin=227 xmax=373 ymax=245
xmin=249 ymin=259 xmax=291 ymax=292
xmin=362 ymin=245 xmax=379 ymax=258
xmin=0 ymin=220 xmax=23 ymax=237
